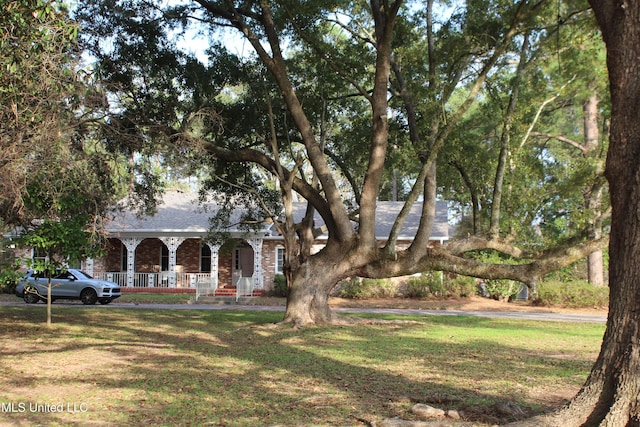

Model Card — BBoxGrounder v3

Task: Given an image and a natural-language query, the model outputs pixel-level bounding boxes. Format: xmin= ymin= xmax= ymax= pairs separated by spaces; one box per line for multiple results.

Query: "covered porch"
xmin=85 ymin=235 xmax=265 ymax=296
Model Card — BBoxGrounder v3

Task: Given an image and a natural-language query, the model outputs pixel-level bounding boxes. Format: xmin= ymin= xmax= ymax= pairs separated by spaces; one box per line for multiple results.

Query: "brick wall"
xmin=136 ymin=238 xmax=162 ymax=272
xmin=261 ymin=240 xmax=282 ymax=291
xmin=218 ymin=250 xmax=232 ymax=287
xmin=105 ymin=238 xmax=122 ymax=272
xmin=176 ymin=238 xmax=200 ymax=273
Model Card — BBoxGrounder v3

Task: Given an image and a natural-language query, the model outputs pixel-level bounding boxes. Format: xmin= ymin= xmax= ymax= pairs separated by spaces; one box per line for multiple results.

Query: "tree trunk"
xmin=282 ymin=248 xmax=355 ymax=326
xmin=512 ymin=2 xmax=640 ymax=424
xmin=587 ymin=232 xmax=604 ymax=287
xmin=47 ymin=278 xmax=52 ymax=327
xmin=283 ymin=270 xmax=337 ymax=326
xmin=584 ymin=92 xmax=605 ymax=287
xmin=489 ymin=33 xmax=529 ymax=239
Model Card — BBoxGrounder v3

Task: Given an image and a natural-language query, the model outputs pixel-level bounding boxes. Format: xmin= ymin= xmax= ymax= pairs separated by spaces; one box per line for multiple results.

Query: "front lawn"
xmin=0 ymin=307 xmax=604 ymax=426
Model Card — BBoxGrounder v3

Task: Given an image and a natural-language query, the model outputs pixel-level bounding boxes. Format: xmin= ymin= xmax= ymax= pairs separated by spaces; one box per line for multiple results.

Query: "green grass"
xmin=0 ymin=307 xmax=604 ymax=426
xmin=117 ymin=292 xmax=195 ymax=304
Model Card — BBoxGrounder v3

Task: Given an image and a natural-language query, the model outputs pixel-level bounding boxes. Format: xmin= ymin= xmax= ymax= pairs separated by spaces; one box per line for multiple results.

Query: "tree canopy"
xmin=0 ymin=0 xmax=124 ymax=230
xmin=11 ymin=0 xmax=640 ymax=424
xmin=72 ymin=0 xmax=611 ymax=325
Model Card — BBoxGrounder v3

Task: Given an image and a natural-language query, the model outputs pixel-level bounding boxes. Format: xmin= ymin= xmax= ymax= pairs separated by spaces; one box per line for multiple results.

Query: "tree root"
xmin=278 ymin=312 xmax=421 ymax=327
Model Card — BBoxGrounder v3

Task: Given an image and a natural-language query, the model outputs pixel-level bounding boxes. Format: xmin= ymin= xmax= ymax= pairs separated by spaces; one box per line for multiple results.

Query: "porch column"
xmin=84 ymin=258 xmax=95 ymax=276
xmin=207 ymin=244 xmax=220 ymax=288
xmin=247 ymin=237 xmax=264 ymax=289
xmin=160 ymin=237 xmax=185 ymax=288
xmin=121 ymin=237 xmax=142 ymax=288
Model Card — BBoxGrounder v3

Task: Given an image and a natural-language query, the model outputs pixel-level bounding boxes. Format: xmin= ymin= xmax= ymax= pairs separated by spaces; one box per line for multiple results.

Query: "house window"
xmin=121 ymin=245 xmax=128 ymax=272
xmin=161 ymin=244 xmax=169 ymax=271
xmin=32 ymin=247 xmax=47 ymax=264
xmin=201 ymin=245 xmax=211 ymax=273
xmin=234 ymin=249 xmax=240 ymax=271
xmin=276 ymin=247 xmax=285 ymax=274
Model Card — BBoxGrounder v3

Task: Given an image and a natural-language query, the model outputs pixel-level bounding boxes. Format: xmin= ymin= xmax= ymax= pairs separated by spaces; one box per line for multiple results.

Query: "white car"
xmin=16 ymin=269 xmax=121 ymax=305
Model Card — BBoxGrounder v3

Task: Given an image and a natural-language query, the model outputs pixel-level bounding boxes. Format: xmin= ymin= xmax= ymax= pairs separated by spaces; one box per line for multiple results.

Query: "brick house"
xmin=82 ymin=190 xmax=449 ymax=296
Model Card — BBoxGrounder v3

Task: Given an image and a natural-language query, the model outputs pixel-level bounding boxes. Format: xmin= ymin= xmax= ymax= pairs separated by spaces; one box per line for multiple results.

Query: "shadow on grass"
xmin=0 ymin=306 xmax=604 ymax=426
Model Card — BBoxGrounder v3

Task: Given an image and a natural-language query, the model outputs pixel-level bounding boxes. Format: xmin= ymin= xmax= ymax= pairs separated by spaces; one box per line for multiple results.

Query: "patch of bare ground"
xmin=328 ymin=295 xmax=608 ymax=316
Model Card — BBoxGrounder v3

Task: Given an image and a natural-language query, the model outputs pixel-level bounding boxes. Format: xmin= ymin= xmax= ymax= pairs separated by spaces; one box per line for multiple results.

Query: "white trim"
xmin=275 ymin=246 xmax=285 ymax=275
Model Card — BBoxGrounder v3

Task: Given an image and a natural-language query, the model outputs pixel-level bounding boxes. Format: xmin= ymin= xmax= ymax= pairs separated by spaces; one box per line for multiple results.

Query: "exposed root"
xmin=278 ymin=312 xmax=422 ymax=327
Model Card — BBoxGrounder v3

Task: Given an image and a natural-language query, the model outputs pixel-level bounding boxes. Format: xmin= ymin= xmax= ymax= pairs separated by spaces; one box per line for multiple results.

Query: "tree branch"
xmin=360 ymin=236 xmax=609 ymax=285
xmin=529 ymin=132 xmax=588 ymax=154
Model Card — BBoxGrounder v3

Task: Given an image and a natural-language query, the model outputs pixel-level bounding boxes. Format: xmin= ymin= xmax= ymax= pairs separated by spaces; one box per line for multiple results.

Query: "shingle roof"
xmin=106 ymin=190 xmax=449 ymax=241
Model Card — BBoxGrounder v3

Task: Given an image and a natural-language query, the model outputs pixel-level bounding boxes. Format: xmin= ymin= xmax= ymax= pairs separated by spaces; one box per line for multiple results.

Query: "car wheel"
xmin=23 ymin=292 xmax=40 ymax=304
xmin=80 ymin=288 xmax=98 ymax=305
xmin=98 ymin=299 xmax=112 ymax=305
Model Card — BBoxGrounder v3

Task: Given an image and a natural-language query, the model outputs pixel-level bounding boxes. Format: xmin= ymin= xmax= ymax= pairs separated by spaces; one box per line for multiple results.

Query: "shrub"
xmin=404 ymin=277 xmax=431 ymax=298
xmin=405 ymin=273 xmax=477 ymax=299
xmin=534 ymin=280 xmax=609 ymax=308
xmin=483 ymin=279 xmax=519 ymax=302
xmin=269 ymin=274 xmax=288 ymax=297
xmin=337 ymin=278 xmax=397 ymax=299
xmin=0 ymin=267 xmax=21 ymax=294
xmin=405 ymin=273 xmax=444 ymax=298
xmin=448 ymin=275 xmax=477 ymax=298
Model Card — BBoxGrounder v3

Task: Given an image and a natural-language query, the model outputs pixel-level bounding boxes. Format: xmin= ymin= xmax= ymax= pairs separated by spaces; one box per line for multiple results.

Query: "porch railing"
xmin=236 ymin=276 xmax=254 ymax=301
xmin=196 ymin=274 xmax=218 ymax=301
xmin=97 ymin=272 xmax=214 ymax=289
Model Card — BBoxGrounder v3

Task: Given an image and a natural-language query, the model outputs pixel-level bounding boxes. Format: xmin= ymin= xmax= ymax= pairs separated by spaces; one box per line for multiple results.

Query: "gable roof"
xmin=106 ymin=191 xmax=265 ymax=237
xmin=372 ymin=201 xmax=449 ymax=241
xmin=106 ymin=190 xmax=449 ymax=241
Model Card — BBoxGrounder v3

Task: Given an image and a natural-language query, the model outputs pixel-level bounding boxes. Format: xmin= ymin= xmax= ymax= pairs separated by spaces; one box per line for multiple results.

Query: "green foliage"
xmin=0 ymin=237 xmax=20 ymax=293
xmin=270 ymin=274 xmax=288 ymax=298
xmin=405 ymin=274 xmax=477 ymax=299
xmin=73 ymin=0 xmax=611 ymax=303
xmin=19 ymin=216 xmax=107 ymax=327
xmin=534 ymin=280 xmax=609 ymax=309
xmin=337 ymin=278 xmax=397 ymax=299
xmin=448 ymin=275 xmax=478 ymax=298
xmin=21 ymin=218 xmax=105 ymax=270
xmin=0 ymin=266 xmax=21 ymax=294
xmin=483 ymin=279 xmax=520 ymax=302
xmin=0 ymin=0 xmax=90 ymax=225
xmin=404 ymin=277 xmax=431 ymax=299
xmin=405 ymin=274 xmax=445 ymax=298
xmin=462 ymin=251 xmax=523 ymax=301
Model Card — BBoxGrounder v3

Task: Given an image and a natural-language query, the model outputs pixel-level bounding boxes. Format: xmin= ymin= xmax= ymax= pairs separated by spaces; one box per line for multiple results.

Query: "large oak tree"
xmin=77 ymin=0 xmax=606 ymax=326
xmin=511 ymin=1 xmax=640 ymax=425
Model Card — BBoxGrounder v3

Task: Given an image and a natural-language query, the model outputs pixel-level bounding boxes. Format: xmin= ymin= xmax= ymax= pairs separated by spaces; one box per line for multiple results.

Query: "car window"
xmin=73 ymin=271 xmax=93 ymax=279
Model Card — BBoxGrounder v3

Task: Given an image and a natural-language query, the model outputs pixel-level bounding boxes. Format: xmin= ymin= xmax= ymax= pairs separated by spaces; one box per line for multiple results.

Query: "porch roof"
xmin=105 ymin=190 xmax=272 ymax=238
xmin=106 ymin=191 xmax=449 ymax=242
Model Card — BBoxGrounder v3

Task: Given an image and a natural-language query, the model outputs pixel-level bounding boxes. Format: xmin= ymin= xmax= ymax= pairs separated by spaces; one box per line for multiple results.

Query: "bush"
xmin=269 ymin=274 xmax=288 ymax=297
xmin=404 ymin=277 xmax=431 ymax=299
xmin=483 ymin=279 xmax=519 ymax=302
xmin=0 ymin=268 xmax=21 ymax=294
xmin=405 ymin=273 xmax=444 ymax=298
xmin=448 ymin=275 xmax=477 ymax=298
xmin=337 ymin=278 xmax=397 ymax=299
xmin=404 ymin=273 xmax=477 ymax=299
xmin=534 ymin=280 xmax=609 ymax=308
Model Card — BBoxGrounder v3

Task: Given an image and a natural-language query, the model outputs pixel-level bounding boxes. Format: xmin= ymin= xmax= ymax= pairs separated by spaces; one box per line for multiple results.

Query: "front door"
xmin=233 ymin=246 xmax=254 ymax=283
